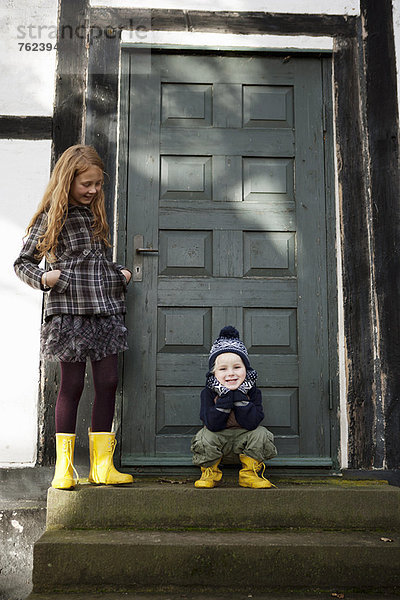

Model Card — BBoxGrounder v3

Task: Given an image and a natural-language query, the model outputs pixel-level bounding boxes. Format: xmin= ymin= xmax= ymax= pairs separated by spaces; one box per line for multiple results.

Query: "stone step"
xmin=0 ymin=502 xmax=46 ymax=600
xmin=26 ymin=592 xmax=400 ymax=600
xmin=31 ymin=529 xmax=400 ymax=594
xmin=46 ymin=481 xmax=400 ymax=532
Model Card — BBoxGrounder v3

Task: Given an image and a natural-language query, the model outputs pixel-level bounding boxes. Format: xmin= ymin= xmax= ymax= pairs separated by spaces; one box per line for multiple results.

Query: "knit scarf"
xmin=206 ymin=368 xmax=258 ymax=397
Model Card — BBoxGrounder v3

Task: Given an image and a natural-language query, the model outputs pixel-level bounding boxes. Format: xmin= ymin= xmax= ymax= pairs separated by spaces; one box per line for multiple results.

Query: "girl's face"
xmin=69 ymin=166 xmax=103 ymax=207
xmin=213 ymin=353 xmax=246 ymax=390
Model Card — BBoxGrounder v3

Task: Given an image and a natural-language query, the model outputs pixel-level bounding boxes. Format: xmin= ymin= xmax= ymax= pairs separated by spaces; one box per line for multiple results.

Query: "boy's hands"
xmin=215 ymin=392 xmax=234 ymax=410
xmin=232 ymin=389 xmax=250 ymax=404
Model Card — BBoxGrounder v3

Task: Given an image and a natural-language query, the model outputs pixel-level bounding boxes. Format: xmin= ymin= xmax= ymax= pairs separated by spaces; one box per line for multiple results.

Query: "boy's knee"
xmin=191 ymin=428 xmax=224 ymax=466
xmin=259 ymin=426 xmax=277 ymax=460
xmin=234 ymin=426 xmax=277 ymax=461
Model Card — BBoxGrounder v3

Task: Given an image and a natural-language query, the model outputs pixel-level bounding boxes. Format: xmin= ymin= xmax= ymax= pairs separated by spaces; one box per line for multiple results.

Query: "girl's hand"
xmin=42 ymin=270 xmax=61 ymax=288
xmin=121 ymin=269 xmax=132 ymax=284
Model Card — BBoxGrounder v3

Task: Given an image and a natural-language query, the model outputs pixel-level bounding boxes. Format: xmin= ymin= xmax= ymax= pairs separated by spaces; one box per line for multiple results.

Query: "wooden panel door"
xmin=120 ymin=52 xmax=333 ymax=467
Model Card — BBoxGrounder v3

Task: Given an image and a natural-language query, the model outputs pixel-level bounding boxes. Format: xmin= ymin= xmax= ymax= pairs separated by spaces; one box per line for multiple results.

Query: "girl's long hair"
xmin=27 ymin=145 xmax=111 ymax=262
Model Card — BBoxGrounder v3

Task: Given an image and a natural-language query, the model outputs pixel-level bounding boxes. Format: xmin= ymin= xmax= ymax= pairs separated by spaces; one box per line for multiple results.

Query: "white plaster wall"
xmin=0 ymin=0 xmax=57 ymax=466
xmin=0 ymin=0 xmax=58 ymax=116
xmin=91 ymin=0 xmax=360 ymax=15
xmin=0 ymin=140 xmax=51 ymax=466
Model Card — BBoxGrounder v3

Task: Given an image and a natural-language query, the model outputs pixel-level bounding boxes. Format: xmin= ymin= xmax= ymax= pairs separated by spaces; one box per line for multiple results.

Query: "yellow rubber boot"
xmin=88 ymin=430 xmax=133 ymax=485
xmin=51 ymin=433 xmax=78 ymax=490
xmin=194 ymin=460 xmax=223 ymax=488
xmin=239 ymin=454 xmax=276 ymax=489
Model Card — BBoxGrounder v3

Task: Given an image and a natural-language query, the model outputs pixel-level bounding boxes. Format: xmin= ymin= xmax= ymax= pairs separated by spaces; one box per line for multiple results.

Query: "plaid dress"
xmin=14 ymin=205 xmax=129 ymax=362
xmin=39 ymin=313 xmax=128 ymax=362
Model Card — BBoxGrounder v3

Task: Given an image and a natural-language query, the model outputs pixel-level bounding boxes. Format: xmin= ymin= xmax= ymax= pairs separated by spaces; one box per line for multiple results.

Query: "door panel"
xmin=121 ymin=53 xmax=332 ymax=466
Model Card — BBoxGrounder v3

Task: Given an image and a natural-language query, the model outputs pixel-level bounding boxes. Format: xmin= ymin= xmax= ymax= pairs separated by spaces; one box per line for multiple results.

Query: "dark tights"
xmin=55 ymin=354 xmax=119 ymax=434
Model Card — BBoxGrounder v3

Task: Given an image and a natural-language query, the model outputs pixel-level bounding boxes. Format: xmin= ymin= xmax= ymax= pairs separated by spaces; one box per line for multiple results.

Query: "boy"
xmin=191 ymin=326 xmax=277 ymax=488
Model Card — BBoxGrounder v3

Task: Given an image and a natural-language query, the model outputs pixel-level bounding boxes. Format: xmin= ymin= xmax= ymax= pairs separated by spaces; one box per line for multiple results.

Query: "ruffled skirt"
xmin=40 ymin=314 xmax=128 ymax=362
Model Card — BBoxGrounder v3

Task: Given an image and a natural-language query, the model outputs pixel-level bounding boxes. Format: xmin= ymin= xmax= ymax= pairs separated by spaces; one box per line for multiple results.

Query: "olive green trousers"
xmin=191 ymin=425 xmax=277 ymax=468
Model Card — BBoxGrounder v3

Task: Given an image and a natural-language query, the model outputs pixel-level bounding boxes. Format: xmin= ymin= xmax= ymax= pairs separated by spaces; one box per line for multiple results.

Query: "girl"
xmin=14 ymin=145 xmax=133 ymax=489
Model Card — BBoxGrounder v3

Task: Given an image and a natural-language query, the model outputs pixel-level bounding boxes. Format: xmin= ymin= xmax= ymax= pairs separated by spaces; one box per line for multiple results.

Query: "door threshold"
xmin=123 ymin=455 xmax=333 ymax=468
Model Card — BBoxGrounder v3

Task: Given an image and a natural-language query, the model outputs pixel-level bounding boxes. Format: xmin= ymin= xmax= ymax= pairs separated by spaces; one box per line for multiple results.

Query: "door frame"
xmin=116 ymin=47 xmax=340 ymax=471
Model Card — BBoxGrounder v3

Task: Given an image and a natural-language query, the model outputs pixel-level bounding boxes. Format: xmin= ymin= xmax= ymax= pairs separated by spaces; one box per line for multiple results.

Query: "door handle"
xmin=136 ymin=247 xmax=159 ymax=254
xmin=133 ymin=235 xmax=158 ymax=282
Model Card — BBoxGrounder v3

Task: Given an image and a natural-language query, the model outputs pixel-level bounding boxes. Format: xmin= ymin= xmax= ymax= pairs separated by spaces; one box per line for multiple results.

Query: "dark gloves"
xmin=232 ymin=389 xmax=250 ymax=405
xmin=215 ymin=389 xmax=250 ymax=410
xmin=215 ymin=392 xmax=234 ymax=410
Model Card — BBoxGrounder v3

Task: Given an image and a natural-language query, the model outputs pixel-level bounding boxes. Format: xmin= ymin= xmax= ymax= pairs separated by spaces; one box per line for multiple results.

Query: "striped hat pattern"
xmin=208 ymin=326 xmax=250 ymax=370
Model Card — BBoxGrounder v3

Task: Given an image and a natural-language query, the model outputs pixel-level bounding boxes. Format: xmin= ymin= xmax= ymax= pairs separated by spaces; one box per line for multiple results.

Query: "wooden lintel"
xmin=90 ymin=8 xmax=357 ymax=37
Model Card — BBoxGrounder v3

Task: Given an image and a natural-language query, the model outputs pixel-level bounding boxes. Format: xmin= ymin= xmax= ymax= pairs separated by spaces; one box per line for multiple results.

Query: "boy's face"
xmin=213 ymin=353 xmax=246 ymax=390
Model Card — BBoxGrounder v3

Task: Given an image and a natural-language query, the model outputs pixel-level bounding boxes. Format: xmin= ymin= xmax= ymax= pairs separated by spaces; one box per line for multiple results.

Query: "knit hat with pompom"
xmin=208 ymin=326 xmax=250 ymax=371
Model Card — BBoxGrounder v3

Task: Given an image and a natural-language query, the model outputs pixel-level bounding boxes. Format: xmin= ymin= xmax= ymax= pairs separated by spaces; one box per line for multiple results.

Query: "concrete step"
xmin=26 ymin=593 xmax=400 ymax=600
xmin=31 ymin=529 xmax=400 ymax=594
xmin=46 ymin=481 xmax=400 ymax=532
xmin=0 ymin=502 xmax=46 ymax=600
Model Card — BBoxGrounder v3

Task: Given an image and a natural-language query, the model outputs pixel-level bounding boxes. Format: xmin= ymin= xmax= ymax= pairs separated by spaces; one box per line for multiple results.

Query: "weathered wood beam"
xmin=90 ymin=8 xmax=357 ymax=37
xmin=0 ymin=116 xmax=52 ymax=139
xmin=52 ymin=0 xmax=89 ymax=163
xmin=361 ymin=0 xmax=400 ymax=470
xmin=334 ymin=34 xmax=376 ymax=469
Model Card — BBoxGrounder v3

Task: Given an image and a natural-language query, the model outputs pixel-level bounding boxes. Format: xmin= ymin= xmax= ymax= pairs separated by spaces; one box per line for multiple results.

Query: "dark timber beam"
xmin=0 ymin=116 xmax=52 ymax=139
xmin=334 ymin=34 xmax=376 ymax=469
xmin=90 ymin=8 xmax=357 ymax=37
xmin=52 ymin=0 xmax=89 ymax=163
xmin=360 ymin=0 xmax=400 ymax=470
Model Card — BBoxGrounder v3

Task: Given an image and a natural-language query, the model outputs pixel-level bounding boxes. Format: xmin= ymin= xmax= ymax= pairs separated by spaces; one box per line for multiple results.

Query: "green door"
xmin=120 ymin=52 xmax=333 ymax=467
